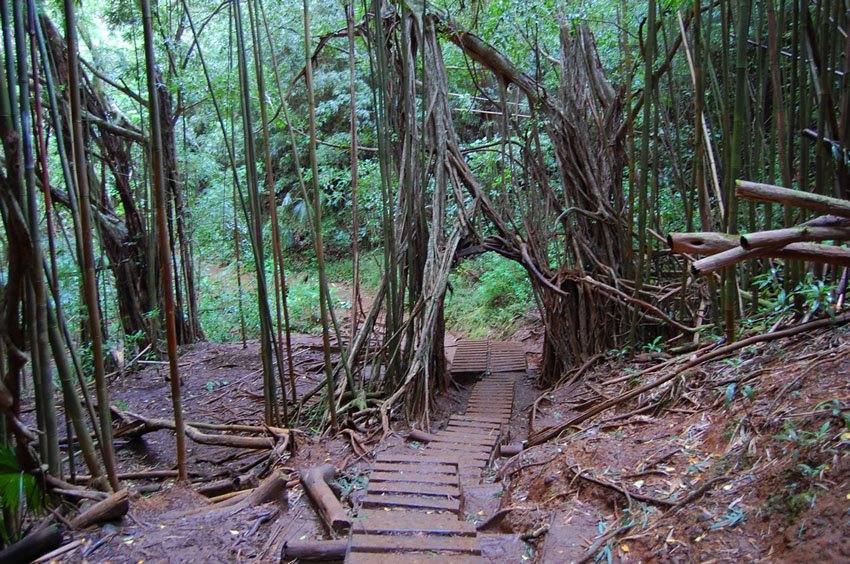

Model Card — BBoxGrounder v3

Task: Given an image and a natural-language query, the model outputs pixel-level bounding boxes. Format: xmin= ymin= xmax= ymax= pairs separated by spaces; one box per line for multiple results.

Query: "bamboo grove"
xmin=0 ymin=0 xmax=848 ymax=529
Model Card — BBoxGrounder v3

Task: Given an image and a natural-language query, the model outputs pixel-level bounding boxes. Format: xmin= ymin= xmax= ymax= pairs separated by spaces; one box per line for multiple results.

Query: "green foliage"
xmin=641 ymin=335 xmax=664 ymax=353
xmin=445 ymin=254 xmax=536 ymax=339
xmin=0 ymin=443 xmax=45 ymax=545
xmin=750 ymin=268 xmax=840 ymax=326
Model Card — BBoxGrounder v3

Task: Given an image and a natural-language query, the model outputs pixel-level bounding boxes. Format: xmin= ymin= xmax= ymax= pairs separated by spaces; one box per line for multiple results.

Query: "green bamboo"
xmin=246 ymin=0 xmax=288 ymax=422
xmin=302 ymin=0 xmax=337 ymax=430
xmin=62 ymin=0 xmax=119 ymax=491
xmin=233 ymin=0 xmax=278 ymax=425
xmin=724 ymin=0 xmax=750 ymax=342
xmin=14 ymin=0 xmax=59 ymax=475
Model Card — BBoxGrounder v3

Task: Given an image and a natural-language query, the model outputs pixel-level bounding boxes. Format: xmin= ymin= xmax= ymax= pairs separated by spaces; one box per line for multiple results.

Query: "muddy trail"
xmin=29 ymin=321 xmax=850 ymax=563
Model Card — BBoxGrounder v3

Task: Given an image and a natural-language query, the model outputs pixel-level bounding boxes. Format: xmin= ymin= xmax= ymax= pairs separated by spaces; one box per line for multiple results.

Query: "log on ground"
xmin=300 ymin=463 xmax=352 ymax=535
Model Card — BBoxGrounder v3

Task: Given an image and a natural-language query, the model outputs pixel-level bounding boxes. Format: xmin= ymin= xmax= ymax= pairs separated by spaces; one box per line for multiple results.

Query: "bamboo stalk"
xmin=140 ymin=0 xmax=187 ymax=482
xmin=63 ymin=0 xmax=119 ymax=491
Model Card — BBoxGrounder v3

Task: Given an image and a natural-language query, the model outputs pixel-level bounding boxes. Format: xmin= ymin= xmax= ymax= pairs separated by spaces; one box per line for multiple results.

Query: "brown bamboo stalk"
xmin=141 ymin=0 xmax=187 ymax=482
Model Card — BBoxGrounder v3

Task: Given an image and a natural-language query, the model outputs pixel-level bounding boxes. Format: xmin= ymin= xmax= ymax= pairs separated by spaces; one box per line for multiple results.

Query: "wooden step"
xmin=348 ymin=551 xmax=485 ymax=563
xmin=376 ymin=452 xmax=489 ymax=466
xmin=361 ymin=493 xmax=460 ymax=512
xmin=369 ymin=471 xmax=459 ymax=485
xmin=450 ymin=415 xmax=506 ymax=424
xmin=350 ymin=533 xmax=481 ymax=554
xmin=424 ymin=447 xmax=490 ymax=462
xmin=353 ymin=509 xmax=475 ymax=536
xmin=371 ymin=461 xmax=456 ymax=474
xmin=428 ymin=436 xmax=497 ymax=448
xmin=367 ymin=481 xmax=461 ymax=497
xmin=427 ymin=433 xmax=496 ymax=446
xmin=424 ymin=441 xmax=493 ymax=454
xmin=445 ymin=421 xmax=501 ymax=432
xmin=433 ymin=430 xmax=500 ymax=441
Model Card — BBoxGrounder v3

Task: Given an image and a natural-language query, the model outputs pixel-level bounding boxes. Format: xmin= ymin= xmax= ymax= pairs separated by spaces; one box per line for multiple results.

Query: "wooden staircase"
xmin=345 ymin=341 xmax=525 ymax=562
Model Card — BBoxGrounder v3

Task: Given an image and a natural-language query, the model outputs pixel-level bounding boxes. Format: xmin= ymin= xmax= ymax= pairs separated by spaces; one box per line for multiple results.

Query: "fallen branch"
xmin=582 ymin=276 xmax=700 ymax=333
xmin=300 ymin=464 xmax=351 ymax=535
xmin=184 ymin=472 xmax=288 ymax=516
xmin=71 ymin=489 xmax=129 ymax=529
xmin=197 ymin=474 xmax=259 ymax=498
xmin=736 ymin=180 xmax=850 ymax=219
xmin=0 ymin=525 xmax=63 ymax=564
xmin=114 ymin=409 xmax=288 ymax=449
xmin=667 ymin=232 xmax=738 ymax=255
xmin=741 ymin=216 xmax=850 ymax=249
xmin=691 ymin=242 xmax=850 ymax=275
xmin=281 ymin=539 xmax=347 ymax=562
xmin=407 ymin=429 xmax=438 ymax=443
xmin=569 ymin=466 xmax=675 ymax=507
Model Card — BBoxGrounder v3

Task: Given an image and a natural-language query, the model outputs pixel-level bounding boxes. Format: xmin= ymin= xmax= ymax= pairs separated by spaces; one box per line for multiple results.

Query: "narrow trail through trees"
xmin=345 ymin=340 xmax=524 ymax=562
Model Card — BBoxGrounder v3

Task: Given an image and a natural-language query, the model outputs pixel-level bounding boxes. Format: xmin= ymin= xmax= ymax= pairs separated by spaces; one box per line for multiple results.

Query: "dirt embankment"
xmin=504 ymin=325 xmax=850 ymax=562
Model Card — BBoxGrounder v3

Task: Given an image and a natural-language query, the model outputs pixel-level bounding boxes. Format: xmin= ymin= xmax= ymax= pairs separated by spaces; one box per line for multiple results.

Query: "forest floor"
xmin=43 ymin=317 xmax=850 ymax=563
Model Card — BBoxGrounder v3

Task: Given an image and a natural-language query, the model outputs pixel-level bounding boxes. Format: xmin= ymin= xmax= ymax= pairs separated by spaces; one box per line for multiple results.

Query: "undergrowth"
xmin=199 ymin=250 xmax=383 ymax=341
xmin=445 ymin=254 xmax=537 ymax=339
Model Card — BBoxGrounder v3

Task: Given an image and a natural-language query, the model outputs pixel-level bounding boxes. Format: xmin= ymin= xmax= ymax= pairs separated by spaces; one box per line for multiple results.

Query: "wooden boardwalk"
xmin=345 ymin=341 xmax=526 ymax=562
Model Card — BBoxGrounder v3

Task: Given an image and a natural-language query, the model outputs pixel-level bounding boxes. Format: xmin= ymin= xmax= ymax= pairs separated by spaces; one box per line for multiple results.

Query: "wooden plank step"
xmin=347 ymin=551 xmax=485 ymax=563
xmin=426 ymin=440 xmax=494 ymax=452
xmin=450 ymin=415 xmax=506 ymax=424
xmin=426 ymin=438 xmax=495 ymax=450
xmin=371 ymin=462 xmax=456 ymax=474
xmin=465 ymin=407 xmax=512 ymax=414
xmin=353 ymin=509 xmax=475 ymax=536
xmin=375 ymin=452 xmax=472 ymax=466
xmin=350 ymin=533 xmax=481 ymax=554
xmin=425 ymin=446 xmax=490 ymax=460
xmin=435 ymin=428 xmax=500 ymax=438
xmin=446 ymin=423 xmax=501 ymax=433
xmin=446 ymin=418 xmax=501 ymax=428
xmin=467 ymin=397 xmax=513 ymax=403
xmin=369 ymin=471 xmax=459 ymax=485
xmin=445 ymin=424 xmax=501 ymax=435
xmin=463 ymin=410 xmax=511 ymax=417
xmin=361 ymin=493 xmax=460 ymax=512
xmin=434 ymin=428 xmax=500 ymax=438
xmin=466 ymin=409 xmax=512 ymax=423
xmin=446 ymin=419 xmax=501 ymax=429
xmin=430 ymin=434 xmax=497 ymax=446
xmin=367 ymin=481 xmax=460 ymax=497
xmin=466 ymin=403 xmax=512 ymax=409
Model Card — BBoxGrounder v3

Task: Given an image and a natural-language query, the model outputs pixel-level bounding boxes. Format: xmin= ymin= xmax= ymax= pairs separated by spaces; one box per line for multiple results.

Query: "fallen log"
xmin=740 ymin=215 xmax=850 ymax=249
xmin=691 ymin=242 xmax=850 ymax=275
xmin=71 ymin=489 xmax=129 ymax=529
xmin=667 ymin=232 xmax=738 ymax=255
xmin=197 ymin=474 xmax=259 ymax=498
xmin=114 ymin=409 xmax=285 ymax=449
xmin=300 ymin=464 xmax=351 ymax=535
xmin=408 ymin=429 xmax=438 ymax=443
xmin=736 ymin=180 xmax=850 ymax=219
xmin=281 ymin=539 xmax=347 ymax=562
xmin=183 ymin=472 xmax=288 ymax=516
xmin=499 ymin=443 xmax=524 ymax=457
xmin=0 ymin=525 xmax=63 ymax=564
